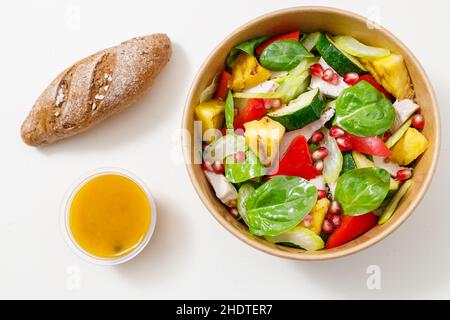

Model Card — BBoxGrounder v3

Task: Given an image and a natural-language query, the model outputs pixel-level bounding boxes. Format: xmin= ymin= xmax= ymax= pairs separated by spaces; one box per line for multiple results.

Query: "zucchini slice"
xmin=379 ymin=179 xmax=413 ymax=225
xmin=302 ymin=32 xmax=322 ymax=52
xmin=233 ymin=92 xmax=283 ymax=99
xmin=342 ymin=152 xmax=357 ymax=174
xmin=265 ymin=226 xmax=325 ymax=252
xmin=385 ymin=118 xmax=412 ymax=149
xmin=316 ymin=33 xmax=367 ymax=76
xmin=268 ymin=88 xmax=325 ymax=130
xmin=334 ymin=35 xmax=390 ymax=59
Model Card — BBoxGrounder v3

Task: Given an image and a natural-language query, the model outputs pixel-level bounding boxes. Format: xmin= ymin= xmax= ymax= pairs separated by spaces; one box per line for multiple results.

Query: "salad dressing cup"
xmin=62 ymin=168 xmax=157 ymax=265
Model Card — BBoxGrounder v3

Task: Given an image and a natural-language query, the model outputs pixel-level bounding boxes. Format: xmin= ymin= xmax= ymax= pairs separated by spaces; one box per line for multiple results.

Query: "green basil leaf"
xmin=245 ymin=176 xmax=318 ymax=236
xmin=225 ymin=149 xmax=266 ymax=184
xmin=225 ymin=90 xmax=234 ymax=130
xmin=237 ymin=182 xmax=257 ymax=226
xmin=259 ymin=40 xmax=312 ymax=71
xmin=335 ymin=81 xmax=395 ymax=137
xmin=335 ymin=168 xmax=391 ymax=216
xmin=226 ymin=36 xmax=269 ymax=68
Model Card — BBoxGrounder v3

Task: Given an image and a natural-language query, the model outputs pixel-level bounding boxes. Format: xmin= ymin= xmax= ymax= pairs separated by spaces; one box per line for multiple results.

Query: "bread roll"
xmin=21 ymin=34 xmax=172 ymax=146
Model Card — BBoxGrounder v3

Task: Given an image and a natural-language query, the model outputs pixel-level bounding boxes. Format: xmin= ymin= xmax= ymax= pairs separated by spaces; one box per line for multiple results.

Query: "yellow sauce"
xmin=69 ymin=174 xmax=151 ymax=259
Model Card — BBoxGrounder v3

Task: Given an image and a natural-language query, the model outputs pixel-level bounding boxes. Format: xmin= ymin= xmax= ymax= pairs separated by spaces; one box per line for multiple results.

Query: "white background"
xmin=0 ymin=0 xmax=449 ymax=300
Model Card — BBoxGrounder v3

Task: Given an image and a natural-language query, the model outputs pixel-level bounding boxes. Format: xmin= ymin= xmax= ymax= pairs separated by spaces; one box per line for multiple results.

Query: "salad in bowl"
xmin=193 ymin=30 xmax=429 ymax=252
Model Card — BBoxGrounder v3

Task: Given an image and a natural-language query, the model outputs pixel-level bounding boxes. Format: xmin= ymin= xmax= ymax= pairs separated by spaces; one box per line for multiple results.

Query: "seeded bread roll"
xmin=21 ymin=34 xmax=172 ymax=146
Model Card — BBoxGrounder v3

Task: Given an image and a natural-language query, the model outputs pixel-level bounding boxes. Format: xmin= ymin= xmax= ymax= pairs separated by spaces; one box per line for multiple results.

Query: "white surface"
xmin=0 ymin=0 xmax=449 ymax=300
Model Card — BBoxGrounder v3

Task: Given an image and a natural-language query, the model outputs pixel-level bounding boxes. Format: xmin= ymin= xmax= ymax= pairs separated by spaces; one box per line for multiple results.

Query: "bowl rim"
xmin=182 ymin=6 xmax=441 ymax=261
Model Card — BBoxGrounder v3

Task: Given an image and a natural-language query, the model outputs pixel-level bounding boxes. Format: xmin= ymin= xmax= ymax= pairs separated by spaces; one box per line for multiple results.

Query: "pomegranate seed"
xmin=326 ymin=211 xmax=334 ymax=220
xmin=201 ymin=161 xmax=214 ymax=172
xmin=314 ymin=160 xmax=324 ymax=175
xmin=303 ymin=214 xmax=313 ymax=227
xmin=344 ymin=72 xmax=360 ymax=85
xmin=272 ymin=99 xmax=282 ymax=109
xmin=396 ymin=168 xmax=413 ymax=182
xmin=212 ymin=161 xmax=224 ymax=174
xmin=309 ymin=131 xmax=324 ymax=144
xmin=330 ymin=73 xmax=340 ymax=85
xmin=264 ymin=99 xmax=272 ymax=110
xmin=331 ymin=215 xmax=342 ymax=228
xmin=234 ymin=151 xmax=246 ymax=163
xmin=336 ymin=136 xmax=352 ymax=152
xmin=312 ymin=147 xmax=329 ymax=161
xmin=310 ymin=63 xmax=324 ymax=77
xmin=322 ymin=68 xmax=335 ymax=82
xmin=329 ymin=126 xmax=345 ymax=138
xmin=383 ymin=131 xmax=392 ymax=142
xmin=227 ymin=207 xmax=239 ymax=218
xmin=411 ymin=114 xmax=425 ymax=130
xmin=264 ymin=99 xmax=283 ymax=110
xmin=318 ymin=190 xmax=328 ymax=200
xmin=322 ymin=219 xmax=334 ymax=234
xmin=329 ymin=201 xmax=342 ymax=216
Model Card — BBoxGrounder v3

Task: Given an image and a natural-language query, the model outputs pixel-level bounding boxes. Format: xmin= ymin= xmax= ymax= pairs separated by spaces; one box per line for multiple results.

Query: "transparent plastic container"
xmin=61 ymin=167 xmax=157 ymax=266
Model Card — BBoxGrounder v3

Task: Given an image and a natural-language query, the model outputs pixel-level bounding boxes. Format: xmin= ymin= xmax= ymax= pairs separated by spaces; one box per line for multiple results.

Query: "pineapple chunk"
xmin=303 ymin=198 xmax=331 ymax=235
xmin=194 ymin=100 xmax=225 ymax=135
xmin=244 ymin=117 xmax=285 ymax=166
xmin=231 ymin=53 xmax=271 ymax=91
xmin=361 ymin=54 xmax=414 ymax=100
xmin=390 ymin=128 xmax=429 ymax=165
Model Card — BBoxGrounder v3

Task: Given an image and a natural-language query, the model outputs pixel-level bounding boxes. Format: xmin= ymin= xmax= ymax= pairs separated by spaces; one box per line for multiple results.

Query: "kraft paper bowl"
xmin=182 ymin=6 xmax=440 ymax=260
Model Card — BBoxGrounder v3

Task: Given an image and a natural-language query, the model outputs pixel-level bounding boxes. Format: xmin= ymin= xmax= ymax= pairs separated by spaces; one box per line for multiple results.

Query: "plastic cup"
xmin=61 ymin=167 xmax=157 ymax=265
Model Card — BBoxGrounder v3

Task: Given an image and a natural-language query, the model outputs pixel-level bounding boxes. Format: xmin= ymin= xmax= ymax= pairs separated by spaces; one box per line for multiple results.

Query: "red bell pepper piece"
xmin=234 ymin=98 xmax=267 ymax=131
xmin=345 ymin=133 xmax=392 ymax=157
xmin=326 ymin=212 xmax=378 ymax=249
xmin=256 ymin=31 xmax=301 ymax=56
xmin=356 ymin=75 xmax=392 ymax=101
xmin=215 ymin=71 xmax=232 ymax=101
xmin=269 ymin=135 xmax=317 ymax=180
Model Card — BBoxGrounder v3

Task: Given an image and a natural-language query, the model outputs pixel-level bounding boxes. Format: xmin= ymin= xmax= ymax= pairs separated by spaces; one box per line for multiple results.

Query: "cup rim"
xmin=61 ymin=167 xmax=157 ymax=266
xmin=182 ymin=6 xmax=441 ymax=261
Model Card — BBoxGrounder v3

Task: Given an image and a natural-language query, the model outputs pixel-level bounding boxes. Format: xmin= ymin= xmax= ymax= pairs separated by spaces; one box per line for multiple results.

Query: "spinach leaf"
xmin=237 ymin=182 xmax=257 ymax=226
xmin=245 ymin=176 xmax=318 ymax=236
xmin=335 ymin=167 xmax=391 ymax=216
xmin=225 ymin=149 xmax=266 ymax=184
xmin=335 ymin=81 xmax=395 ymax=137
xmin=259 ymin=40 xmax=312 ymax=71
xmin=225 ymin=90 xmax=234 ymax=130
xmin=226 ymin=36 xmax=269 ymax=68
